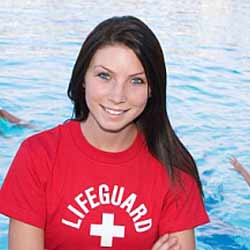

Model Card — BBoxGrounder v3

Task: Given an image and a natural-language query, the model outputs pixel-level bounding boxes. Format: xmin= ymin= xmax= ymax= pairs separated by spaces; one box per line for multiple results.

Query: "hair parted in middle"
xmin=67 ymin=15 xmax=203 ymax=195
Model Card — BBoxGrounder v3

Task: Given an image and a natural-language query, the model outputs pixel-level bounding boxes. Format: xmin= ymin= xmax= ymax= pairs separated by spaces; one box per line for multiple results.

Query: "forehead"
xmin=88 ymin=44 xmax=145 ymax=71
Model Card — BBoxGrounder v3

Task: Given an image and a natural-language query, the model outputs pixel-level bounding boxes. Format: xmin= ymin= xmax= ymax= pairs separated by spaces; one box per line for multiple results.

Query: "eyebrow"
xmin=94 ymin=65 xmax=145 ymax=77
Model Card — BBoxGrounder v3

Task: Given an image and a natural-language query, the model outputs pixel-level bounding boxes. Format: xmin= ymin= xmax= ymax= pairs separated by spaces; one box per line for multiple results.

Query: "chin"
xmin=98 ymin=122 xmax=134 ymax=134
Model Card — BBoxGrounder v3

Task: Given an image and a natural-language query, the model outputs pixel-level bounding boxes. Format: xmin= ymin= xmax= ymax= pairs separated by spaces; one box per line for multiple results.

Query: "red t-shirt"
xmin=0 ymin=120 xmax=209 ymax=250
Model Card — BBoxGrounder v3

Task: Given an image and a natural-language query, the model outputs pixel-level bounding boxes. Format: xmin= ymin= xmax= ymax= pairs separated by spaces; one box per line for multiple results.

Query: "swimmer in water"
xmin=230 ymin=157 xmax=250 ymax=186
xmin=0 ymin=109 xmax=33 ymax=128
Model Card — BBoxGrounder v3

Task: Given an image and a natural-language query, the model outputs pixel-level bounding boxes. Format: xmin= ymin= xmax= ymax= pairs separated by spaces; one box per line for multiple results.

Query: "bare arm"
xmin=230 ymin=157 xmax=250 ymax=186
xmin=0 ymin=109 xmax=35 ymax=128
xmin=170 ymin=229 xmax=195 ymax=250
xmin=152 ymin=229 xmax=194 ymax=250
xmin=9 ymin=218 xmax=44 ymax=250
xmin=152 ymin=233 xmax=180 ymax=250
xmin=0 ymin=109 xmax=22 ymax=123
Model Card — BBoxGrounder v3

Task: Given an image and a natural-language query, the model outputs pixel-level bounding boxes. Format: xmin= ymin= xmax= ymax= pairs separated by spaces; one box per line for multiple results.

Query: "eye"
xmin=131 ymin=77 xmax=145 ymax=85
xmin=97 ymin=72 xmax=111 ymax=80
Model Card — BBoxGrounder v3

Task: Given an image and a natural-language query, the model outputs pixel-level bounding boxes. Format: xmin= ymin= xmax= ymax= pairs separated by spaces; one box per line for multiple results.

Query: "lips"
xmin=101 ymin=105 xmax=129 ymax=116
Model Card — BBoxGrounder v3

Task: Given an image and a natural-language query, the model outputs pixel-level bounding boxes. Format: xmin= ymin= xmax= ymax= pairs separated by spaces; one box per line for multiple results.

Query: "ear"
xmin=82 ymin=82 xmax=86 ymax=88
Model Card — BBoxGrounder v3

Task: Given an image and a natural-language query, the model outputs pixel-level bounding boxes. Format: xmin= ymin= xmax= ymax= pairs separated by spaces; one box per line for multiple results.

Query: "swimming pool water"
xmin=1 ymin=1 xmax=250 ymax=249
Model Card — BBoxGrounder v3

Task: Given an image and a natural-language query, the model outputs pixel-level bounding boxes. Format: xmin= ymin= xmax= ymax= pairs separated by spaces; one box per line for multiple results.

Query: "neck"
xmin=80 ymin=121 xmax=137 ymax=152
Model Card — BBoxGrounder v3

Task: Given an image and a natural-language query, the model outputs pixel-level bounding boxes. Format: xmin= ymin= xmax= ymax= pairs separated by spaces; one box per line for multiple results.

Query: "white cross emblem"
xmin=90 ymin=213 xmax=125 ymax=247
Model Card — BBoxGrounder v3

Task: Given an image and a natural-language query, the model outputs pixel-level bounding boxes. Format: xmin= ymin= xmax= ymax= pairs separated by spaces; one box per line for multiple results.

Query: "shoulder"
xmin=141 ymin=150 xmax=171 ymax=190
xmin=23 ymin=123 xmax=61 ymax=149
xmin=175 ymin=169 xmax=198 ymax=192
xmin=147 ymin=156 xmax=199 ymax=197
xmin=21 ymin=120 xmax=75 ymax=160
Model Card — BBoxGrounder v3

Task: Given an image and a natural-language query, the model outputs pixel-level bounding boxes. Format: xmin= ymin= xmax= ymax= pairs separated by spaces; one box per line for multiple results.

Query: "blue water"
xmin=0 ymin=1 xmax=250 ymax=249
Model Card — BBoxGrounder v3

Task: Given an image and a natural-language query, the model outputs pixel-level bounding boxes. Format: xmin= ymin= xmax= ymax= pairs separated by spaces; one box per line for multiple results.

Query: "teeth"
xmin=104 ymin=107 xmax=125 ymax=115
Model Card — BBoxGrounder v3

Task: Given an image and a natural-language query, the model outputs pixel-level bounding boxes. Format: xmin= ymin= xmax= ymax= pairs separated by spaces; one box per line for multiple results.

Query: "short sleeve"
xmin=159 ymin=171 xmax=209 ymax=234
xmin=0 ymin=140 xmax=47 ymax=228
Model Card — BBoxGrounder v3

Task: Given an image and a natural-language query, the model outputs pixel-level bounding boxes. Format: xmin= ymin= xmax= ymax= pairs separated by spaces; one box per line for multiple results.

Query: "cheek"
xmin=85 ymin=80 xmax=106 ymax=104
xmin=85 ymin=85 xmax=93 ymax=105
xmin=129 ymin=91 xmax=149 ymax=108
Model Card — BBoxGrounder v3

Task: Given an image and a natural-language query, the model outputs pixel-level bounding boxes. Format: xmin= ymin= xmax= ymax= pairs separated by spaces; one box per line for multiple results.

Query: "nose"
xmin=108 ymin=81 xmax=127 ymax=104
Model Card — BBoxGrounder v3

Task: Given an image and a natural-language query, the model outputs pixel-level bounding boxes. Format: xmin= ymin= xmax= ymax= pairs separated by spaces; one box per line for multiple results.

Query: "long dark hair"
xmin=67 ymin=16 xmax=203 ymax=196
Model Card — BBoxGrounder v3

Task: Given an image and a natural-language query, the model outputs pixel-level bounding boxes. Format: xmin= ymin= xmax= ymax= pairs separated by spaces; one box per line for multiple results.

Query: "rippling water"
xmin=0 ymin=1 xmax=250 ymax=249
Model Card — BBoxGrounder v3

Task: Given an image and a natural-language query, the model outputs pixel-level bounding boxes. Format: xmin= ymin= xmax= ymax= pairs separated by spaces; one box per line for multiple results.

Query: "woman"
xmin=0 ymin=16 xmax=209 ymax=250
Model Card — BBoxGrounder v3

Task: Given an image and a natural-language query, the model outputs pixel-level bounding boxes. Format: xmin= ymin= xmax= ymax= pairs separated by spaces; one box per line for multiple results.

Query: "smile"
xmin=101 ymin=105 xmax=129 ymax=116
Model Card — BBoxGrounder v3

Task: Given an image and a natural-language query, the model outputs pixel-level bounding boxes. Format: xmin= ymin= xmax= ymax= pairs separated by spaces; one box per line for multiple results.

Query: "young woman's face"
xmin=84 ymin=44 xmax=150 ymax=134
